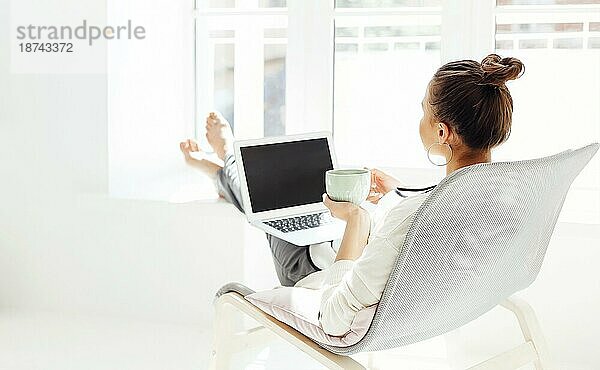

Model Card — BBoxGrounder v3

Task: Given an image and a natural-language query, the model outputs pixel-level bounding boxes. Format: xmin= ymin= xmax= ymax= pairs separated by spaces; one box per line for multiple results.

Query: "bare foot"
xmin=205 ymin=112 xmax=234 ymax=161
xmin=179 ymin=139 xmax=222 ymax=178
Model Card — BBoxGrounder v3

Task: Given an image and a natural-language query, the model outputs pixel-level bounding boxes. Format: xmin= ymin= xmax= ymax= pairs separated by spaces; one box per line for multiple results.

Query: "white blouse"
xmin=294 ymin=191 xmax=428 ymax=336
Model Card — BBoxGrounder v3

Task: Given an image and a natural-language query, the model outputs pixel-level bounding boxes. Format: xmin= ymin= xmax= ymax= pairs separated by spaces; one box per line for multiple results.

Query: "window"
xmin=493 ymin=0 xmax=600 ymax=222
xmin=195 ymin=0 xmax=288 ymax=144
xmin=194 ymin=0 xmax=599 ymax=221
xmin=333 ymin=0 xmax=443 ymax=168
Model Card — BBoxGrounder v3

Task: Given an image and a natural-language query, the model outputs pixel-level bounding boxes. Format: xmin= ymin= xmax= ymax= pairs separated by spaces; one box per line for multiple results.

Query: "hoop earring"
xmin=426 ymin=142 xmax=453 ymax=166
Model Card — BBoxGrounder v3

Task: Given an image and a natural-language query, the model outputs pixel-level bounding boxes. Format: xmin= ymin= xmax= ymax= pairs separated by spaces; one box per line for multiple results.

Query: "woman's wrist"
xmin=348 ymin=207 xmax=369 ymax=225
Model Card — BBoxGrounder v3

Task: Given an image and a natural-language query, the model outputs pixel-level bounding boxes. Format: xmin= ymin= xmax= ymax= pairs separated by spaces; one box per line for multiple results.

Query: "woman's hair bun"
xmin=480 ymin=53 xmax=524 ymax=86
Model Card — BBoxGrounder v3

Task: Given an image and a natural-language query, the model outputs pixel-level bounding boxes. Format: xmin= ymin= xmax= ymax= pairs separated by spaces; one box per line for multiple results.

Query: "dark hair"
xmin=428 ymin=53 xmax=525 ymax=150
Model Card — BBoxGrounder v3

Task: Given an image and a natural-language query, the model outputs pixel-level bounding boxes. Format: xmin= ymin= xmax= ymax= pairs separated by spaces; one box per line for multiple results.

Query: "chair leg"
xmin=367 ymin=352 xmax=376 ymax=369
xmin=466 ymin=296 xmax=553 ymax=370
xmin=208 ymin=296 xmax=235 ymax=370
xmin=209 ymin=292 xmax=366 ymax=370
xmin=500 ymin=296 xmax=553 ymax=370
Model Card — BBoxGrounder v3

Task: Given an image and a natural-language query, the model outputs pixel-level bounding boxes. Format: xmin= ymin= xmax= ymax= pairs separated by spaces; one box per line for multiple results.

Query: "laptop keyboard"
xmin=264 ymin=212 xmax=333 ymax=233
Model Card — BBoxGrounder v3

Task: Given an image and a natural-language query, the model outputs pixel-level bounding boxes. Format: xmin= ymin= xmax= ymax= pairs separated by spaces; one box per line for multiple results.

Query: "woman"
xmin=181 ymin=54 xmax=524 ymax=336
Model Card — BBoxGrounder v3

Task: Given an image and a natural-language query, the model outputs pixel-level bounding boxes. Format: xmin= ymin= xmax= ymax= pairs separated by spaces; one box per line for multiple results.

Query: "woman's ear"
xmin=437 ymin=122 xmax=452 ymax=144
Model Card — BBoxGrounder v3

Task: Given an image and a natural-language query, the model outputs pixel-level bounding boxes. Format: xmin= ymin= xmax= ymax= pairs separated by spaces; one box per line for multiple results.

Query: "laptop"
xmin=234 ymin=132 xmax=346 ymax=246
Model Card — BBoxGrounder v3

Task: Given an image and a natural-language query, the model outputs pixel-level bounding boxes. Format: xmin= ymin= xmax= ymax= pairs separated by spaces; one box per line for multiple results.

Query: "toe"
xmin=206 ymin=115 xmax=214 ymax=127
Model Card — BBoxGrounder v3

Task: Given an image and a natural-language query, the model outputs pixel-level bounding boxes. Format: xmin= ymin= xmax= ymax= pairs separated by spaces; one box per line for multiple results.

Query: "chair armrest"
xmin=215 ymin=282 xmax=256 ymax=301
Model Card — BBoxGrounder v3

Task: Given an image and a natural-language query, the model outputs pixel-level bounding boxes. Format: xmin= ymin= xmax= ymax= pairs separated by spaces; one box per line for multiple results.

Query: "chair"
xmin=209 ymin=144 xmax=599 ymax=370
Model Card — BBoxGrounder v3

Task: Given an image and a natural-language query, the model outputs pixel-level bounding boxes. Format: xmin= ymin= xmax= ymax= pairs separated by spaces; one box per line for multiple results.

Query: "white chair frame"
xmin=208 ymin=291 xmax=552 ymax=370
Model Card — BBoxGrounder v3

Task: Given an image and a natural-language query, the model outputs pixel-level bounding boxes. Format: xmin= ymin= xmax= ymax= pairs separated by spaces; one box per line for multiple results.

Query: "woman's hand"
xmin=179 ymin=139 xmax=200 ymax=162
xmin=367 ymin=168 xmax=403 ymax=204
xmin=322 ymin=194 xmax=363 ymax=222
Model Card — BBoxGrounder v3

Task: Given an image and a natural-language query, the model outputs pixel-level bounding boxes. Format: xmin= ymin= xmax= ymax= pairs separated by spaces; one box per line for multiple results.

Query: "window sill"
xmin=107 ymin=160 xmax=598 ymax=224
xmin=109 ymin=156 xmax=222 ymax=204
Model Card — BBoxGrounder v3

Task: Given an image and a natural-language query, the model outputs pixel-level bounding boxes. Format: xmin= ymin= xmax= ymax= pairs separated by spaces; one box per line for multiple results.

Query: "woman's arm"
xmin=322 ymin=194 xmax=371 ymax=261
xmin=334 ymin=208 xmax=371 ymax=261
xmin=318 ymin=236 xmax=398 ymax=336
xmin=318 ymin=193 xmax=425 ymax=336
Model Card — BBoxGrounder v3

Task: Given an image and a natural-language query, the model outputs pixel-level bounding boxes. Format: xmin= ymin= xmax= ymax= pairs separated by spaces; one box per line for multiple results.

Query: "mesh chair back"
xmin=322 ymin=144 xmax=598 ymax=355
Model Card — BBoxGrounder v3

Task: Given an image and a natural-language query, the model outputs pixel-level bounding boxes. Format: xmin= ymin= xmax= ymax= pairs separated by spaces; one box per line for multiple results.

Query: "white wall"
xmin=0 ymin=0 xmax=247 ymax=327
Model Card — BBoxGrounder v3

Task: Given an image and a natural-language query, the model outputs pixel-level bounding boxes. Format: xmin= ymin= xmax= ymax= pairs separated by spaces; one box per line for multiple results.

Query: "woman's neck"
xmin=446 ymin=150 xmax=491 ymax=176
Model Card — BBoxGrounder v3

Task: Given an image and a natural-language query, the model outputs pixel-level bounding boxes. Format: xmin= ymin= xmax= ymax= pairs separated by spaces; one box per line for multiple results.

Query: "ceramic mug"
xmin=325 ymin=169 xmax=371 ymax=205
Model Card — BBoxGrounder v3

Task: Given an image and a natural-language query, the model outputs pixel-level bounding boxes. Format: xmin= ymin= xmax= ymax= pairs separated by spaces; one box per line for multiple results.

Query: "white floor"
xmin=6 ymin=309 xmax=595 ymax=369
xmin=0 ymin=310 xmax=458 ymax=370
xmin=1 ymin=222 xmax=598 ymax=370
xmin=0 ymin=311 xmax=208 ymax=370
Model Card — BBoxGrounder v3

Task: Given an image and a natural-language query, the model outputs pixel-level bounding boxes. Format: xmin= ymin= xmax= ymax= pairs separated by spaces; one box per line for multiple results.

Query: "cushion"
xmin=245 ymin=286 xmax=377 ymax=347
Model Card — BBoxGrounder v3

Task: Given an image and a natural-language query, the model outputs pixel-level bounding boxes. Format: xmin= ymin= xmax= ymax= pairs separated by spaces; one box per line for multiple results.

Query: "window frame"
xmin=192 ymin=0 xmax=497 ymax=138
xmin=193 ymin=0 xmax=334 ymax=141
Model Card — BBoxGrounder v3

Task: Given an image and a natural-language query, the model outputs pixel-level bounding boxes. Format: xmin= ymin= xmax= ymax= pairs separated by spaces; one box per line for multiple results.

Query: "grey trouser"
xmin=216 ymin=153 xmax=320 ymax=286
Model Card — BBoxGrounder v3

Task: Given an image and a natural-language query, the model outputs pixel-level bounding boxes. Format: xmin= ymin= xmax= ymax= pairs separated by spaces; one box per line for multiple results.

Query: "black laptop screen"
xmin=240 ymin=138 xmax=333 ymax=213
